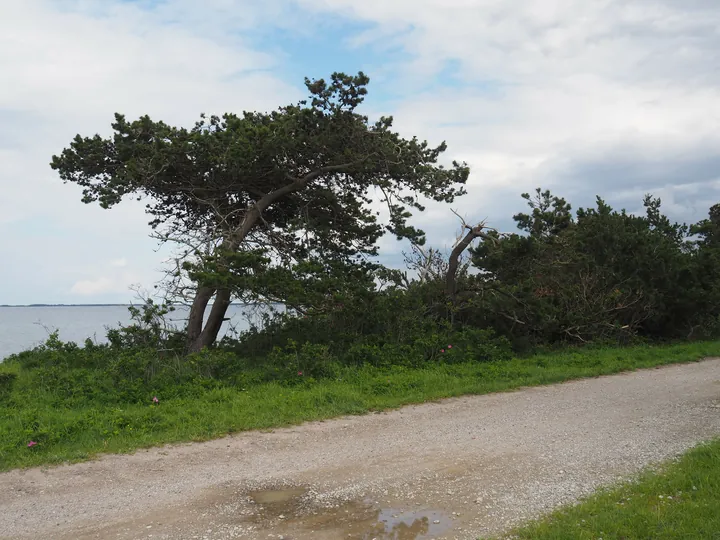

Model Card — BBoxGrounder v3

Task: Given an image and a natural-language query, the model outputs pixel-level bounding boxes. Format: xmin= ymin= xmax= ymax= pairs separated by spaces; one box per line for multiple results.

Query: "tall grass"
xmin=2 ymin=340 xmax=719 ymax=472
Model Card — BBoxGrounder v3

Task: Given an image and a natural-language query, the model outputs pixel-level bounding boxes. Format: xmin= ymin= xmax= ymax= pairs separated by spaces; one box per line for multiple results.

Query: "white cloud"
xmin=298 ymin=0 xmax=720 ymax=242
xmin=0 ymin=0 xmax=301 ymax=303
xmin=0 ymin=2 xmax=292 ymax=124
xmin=109 ymin=258 xmax=128 ymax=268
xmin=70 ymin=277 xmax=120 ymax=296
xmin=2 ymin=0 xmax=719 ymax=302
xmin=70 ymin=267 xmax=147 ymax=295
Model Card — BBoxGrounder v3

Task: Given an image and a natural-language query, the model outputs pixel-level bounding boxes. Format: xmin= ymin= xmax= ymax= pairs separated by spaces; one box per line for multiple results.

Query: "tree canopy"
xmin=50 ymin=71 xmax=720 ymax=357
xmin=52 ymin=72 xmax=470 ymax=351
xmin=469 ymin=191 xmax=720 ymax=346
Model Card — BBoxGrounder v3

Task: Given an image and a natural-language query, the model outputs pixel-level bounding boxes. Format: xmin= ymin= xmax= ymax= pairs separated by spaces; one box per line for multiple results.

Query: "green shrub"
xmin=341 ymin=342 xmax=420 ymax=368
xmin=263 ymin=340 xmax=341 ymax=384
xmin=0 ymin=372 xmax=17 ymax=403
xmin=452 ymin=328 xmax=513 ymax=363
xmin=338 ymin=327 xmax=512 ymax=368
xmin=26 ymin=366 xmax=109 ymax=406
xmin=106 ymin=299 xmax=184 ymax=352
xmin=187 ymin=349 xmax=244 ymax=379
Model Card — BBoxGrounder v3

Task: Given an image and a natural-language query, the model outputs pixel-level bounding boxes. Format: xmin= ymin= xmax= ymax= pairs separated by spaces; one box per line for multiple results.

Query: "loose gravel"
xmin=1 ymin=359 xmax=720 ymax=539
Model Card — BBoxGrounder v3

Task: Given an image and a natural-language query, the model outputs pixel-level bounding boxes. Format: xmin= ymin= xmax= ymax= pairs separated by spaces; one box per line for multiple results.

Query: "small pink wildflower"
xmin=298 ymin=371 xmax=303 ymax=376
xmin=152 ymin=396 xmax=159 ymax=404
xmin=448 ymin=345 xmax=453 ymax=349
xmin=440 ymin=349 xmax=445 ymax=353
xmin=27 ymin=441 xmax=37 ymax=448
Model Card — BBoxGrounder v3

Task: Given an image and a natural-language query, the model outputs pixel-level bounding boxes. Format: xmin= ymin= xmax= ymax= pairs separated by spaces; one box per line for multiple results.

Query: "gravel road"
xmin=2 ymin=359 xmax=720 ymax=540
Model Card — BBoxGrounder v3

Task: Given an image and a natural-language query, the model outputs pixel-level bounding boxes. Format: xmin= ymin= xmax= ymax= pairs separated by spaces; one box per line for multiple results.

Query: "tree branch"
xmin=446 ymin=210 xmax=499 ymax=298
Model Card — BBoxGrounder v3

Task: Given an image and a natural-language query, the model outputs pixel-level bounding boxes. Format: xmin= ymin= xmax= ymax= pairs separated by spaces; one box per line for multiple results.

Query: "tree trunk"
xmin=446 ymin=224 xmax=495 ymax=298
xmin=185 ymin=286 xmax=215 ymax=351
xmin=446 ymin=229 xmax=479 ymax=298
xmin=184 ymin=163 xmax=357 ymax=354
xmin=445 ymin=224 xmax=496 ymax=327
xmin=188 ymin=288 xmax=232 ymax=353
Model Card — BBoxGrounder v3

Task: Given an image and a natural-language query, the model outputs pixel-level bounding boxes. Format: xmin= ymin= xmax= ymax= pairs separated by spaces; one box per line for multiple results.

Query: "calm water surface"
xmin=0 ymin=305 xmax=263 ymax=360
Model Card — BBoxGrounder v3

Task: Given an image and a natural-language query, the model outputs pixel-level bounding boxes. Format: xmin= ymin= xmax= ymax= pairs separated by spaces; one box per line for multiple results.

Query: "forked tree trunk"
xmin=186 ymin=286 xmax=215 ymax=350
xmin=445 ymin=223 xmax=496 ymax=327
xmin=184 ymin=161 xmax=359 ymax=353
xmin=191 ymin=288 xmax=232 ymax=352
xmin=446 ymin=226 xmax=487 ymax=298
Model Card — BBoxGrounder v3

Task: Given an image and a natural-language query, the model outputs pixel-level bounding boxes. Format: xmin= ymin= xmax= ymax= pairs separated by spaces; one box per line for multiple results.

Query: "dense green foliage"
xmin=2 ymin=338 xmax=719 ymax=471
xmin=223 ymin=190 xmax=720 ymax=360
xmin=502 ymin=439 xmax=720 ymax=539
xmin=3 ymin=187 xmax=720 ymax=471
xmin=6 ymin=70 xmax=718 ymax=481
xmin=48 ymin=70 xmax=720 ymax=356
xmin=466 ymin=191 xmax=720 ymax=349
xmin=51 ymin=72 xmax=469 ymax=351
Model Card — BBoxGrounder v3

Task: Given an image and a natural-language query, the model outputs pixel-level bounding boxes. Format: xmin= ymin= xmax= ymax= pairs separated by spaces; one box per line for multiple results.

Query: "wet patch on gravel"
xmin=208 ymin=482 xmax=453 ymax=539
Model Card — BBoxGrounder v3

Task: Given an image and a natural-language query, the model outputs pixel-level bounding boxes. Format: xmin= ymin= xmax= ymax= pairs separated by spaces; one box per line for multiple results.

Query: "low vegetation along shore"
xmin=2 ymin=338 xmax=719 ymax=472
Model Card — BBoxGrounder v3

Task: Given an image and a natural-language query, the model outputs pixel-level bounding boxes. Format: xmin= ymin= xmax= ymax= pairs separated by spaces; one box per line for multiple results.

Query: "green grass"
xmin=496 ymin=438 xmax=720 ymax=539
xmin=2 ymin=340 xmax=720 ymax=472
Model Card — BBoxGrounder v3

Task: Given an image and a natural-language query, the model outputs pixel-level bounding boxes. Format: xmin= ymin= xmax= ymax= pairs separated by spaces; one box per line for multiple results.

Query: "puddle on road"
xmin=250 ymin=487 xmax=309 ymax=506
xmin=351 ymin=507 xmax=449 ymax=539
xmin=246 ymin=486 xmax=451 ymax=539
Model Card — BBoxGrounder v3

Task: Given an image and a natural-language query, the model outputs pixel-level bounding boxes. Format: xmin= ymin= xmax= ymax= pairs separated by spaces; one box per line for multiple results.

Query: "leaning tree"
xmin=52 ymin=72 xmax=469 ymax=352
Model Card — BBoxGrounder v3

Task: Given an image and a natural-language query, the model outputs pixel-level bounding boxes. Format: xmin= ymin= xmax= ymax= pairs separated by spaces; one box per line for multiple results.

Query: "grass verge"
xmin=497 ymin=438 xmax=720 ymax=539
xmin=2 ymin=340 xmax=720 ymax=472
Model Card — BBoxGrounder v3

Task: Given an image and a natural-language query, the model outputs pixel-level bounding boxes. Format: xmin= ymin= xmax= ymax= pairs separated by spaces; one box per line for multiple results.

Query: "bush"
xmin=335 ymin=327 xmax=512 ymax=368
xmin=0 ymin=372 xmax=17 ymax=403
xmin=341 ymin=342 xmax=418 ymax=368
xmin=187 ymin=349 xmax=245 ymax=380
xmin=2 ymin=315 xmax=518 ymax=413
xmin=106 ymin=299 xmax=185 ymax=353
xmin=264 ymin=341 xmax=341 ymax=384
xmin=452 ymin=328 xmax=513 ymax=363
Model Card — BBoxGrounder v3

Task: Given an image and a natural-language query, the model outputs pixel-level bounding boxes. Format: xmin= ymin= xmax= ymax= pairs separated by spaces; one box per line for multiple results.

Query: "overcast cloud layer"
xmin=1 ymin=0 xmax=718 ymax=304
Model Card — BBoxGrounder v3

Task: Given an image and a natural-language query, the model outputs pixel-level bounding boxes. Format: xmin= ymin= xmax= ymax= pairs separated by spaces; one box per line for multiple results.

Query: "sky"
xmin=1 ymin=0 xmax=719 ymax=305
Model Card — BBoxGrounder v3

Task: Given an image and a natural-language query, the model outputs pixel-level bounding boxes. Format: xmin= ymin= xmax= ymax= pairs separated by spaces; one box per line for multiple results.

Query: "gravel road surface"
xmin=2 ymin=359 xmax=720 ymax=539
